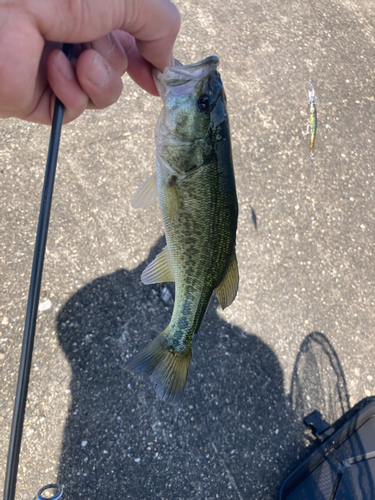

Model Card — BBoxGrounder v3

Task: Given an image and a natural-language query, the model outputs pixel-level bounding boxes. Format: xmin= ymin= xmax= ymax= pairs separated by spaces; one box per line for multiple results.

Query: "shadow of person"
xmin=56 ymin=237 xmax=306 ymax=499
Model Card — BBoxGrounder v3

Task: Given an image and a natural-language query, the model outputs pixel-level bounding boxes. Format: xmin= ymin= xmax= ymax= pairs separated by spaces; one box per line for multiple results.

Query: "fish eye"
xmin=197 ymin=94 xmax=210 ymax=111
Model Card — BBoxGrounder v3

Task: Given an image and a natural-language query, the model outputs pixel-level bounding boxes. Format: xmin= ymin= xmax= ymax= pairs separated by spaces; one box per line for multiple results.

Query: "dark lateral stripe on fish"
xmin=124 ymin=335 xmax=192 ymax=405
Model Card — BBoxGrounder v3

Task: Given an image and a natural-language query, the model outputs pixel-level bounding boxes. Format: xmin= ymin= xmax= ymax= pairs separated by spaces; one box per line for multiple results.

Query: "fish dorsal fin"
xmin=132 ymin=172 xmax=158 ymax=208
xmin=141 ymin=246 xmax=175 ymax=284
xmin=165 ymin=175 xmax=180 ymax=218
xmin=216 ymin=252 xmax=239 ymax=310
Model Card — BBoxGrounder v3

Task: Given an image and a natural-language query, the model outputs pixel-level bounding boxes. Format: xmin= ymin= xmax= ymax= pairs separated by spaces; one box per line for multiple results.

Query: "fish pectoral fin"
xmin=141 ymin=246 xmax=175 ymax=284
xmin=124 ymin=335 xmax=192 ymax=405
xmin=131 ymin=172 xmax=158 ymax=208
xmin=165 ymin=177 xmax=180 ymax=218
xmin=216 ymin=252 xmax=239 ymax=310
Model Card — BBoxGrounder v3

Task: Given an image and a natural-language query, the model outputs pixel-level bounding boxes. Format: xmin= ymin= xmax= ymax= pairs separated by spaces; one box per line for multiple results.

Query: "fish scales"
xmin=162 ymin=162 xmax=234 ymax=349
xmin=125 ymin=56 xmax=239 ymax=404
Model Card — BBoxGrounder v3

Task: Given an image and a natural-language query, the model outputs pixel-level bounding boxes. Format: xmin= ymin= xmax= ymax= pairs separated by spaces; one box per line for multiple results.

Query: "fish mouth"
xmin=174 ymin=55 xmax=219 ymax=70
xmin=153 ymin=56 xmax=220 ymax=97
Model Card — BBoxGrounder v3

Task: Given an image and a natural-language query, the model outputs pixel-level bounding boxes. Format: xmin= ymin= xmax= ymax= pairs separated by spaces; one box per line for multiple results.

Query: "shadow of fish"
xmin=125 ymin=56 xmax=239 ymax=404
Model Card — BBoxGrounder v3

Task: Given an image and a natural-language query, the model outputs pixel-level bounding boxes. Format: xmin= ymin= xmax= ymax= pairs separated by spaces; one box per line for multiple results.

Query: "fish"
xmin=124 ymin=56 xmax=239 ymax=405
xmin=306 ymin=81 xmax=317 ymax=155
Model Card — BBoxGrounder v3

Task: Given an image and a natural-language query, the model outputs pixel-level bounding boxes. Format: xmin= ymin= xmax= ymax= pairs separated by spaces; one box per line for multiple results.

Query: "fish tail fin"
xmin=124 ymin=334 xmax=192 ymax=405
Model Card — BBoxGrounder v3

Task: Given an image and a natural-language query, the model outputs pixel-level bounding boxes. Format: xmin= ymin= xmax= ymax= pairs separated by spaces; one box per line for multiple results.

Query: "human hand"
xmin=0 ymin=0 xmax=180 ymax=124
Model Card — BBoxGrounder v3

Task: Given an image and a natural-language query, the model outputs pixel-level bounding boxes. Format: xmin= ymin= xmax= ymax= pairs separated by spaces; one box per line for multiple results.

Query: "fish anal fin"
xmin=141 ymin=246 xmax=174 ymax=285
xmin=216 ymin=252 xmax=239 ymax=310
xmin=132 ymin=172 xmax=158 ymax=208
xmin=124 ymin=335 xmax=192 ymax=405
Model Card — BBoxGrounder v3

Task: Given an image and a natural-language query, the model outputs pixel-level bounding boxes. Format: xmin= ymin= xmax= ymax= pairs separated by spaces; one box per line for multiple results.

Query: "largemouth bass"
xmin=125 ymin=56 xmax=238 ymax=404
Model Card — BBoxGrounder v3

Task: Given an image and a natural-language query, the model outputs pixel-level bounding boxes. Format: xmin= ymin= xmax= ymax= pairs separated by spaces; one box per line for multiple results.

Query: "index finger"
xmin=123 ymin=0 xmax=180 ymax=71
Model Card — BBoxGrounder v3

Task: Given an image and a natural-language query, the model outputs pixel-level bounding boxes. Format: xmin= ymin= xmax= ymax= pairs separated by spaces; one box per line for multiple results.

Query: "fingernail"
xmin=56 ymin=52 xmax=75 ymax=80
xmin=88 ymin=54 xmax=109 ymax=87
xmin=91 ymin=33 xmax=114 ymax=59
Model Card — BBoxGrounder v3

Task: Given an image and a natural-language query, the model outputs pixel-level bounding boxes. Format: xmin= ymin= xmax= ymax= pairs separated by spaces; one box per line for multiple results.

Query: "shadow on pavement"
xmin=56 ymin=238 xmax=350 ymax=500
xmin=282 ymin=334 xmax=375 ymax=500
xmin=289 ymin=331 xmax=350 ymax=429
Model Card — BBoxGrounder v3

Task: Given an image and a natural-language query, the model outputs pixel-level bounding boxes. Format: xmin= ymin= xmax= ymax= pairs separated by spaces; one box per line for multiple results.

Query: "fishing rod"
xmin=2 ymin=43 xmax=73 ymax=500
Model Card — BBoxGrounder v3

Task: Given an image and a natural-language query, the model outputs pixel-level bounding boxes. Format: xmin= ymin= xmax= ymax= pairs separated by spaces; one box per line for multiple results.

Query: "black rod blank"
xmin=3 ymin=43 xmax=73 ymax=500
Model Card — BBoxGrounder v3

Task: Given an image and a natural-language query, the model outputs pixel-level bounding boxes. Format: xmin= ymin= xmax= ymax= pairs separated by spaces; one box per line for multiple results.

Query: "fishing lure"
xmin=306 ymin=81 xmax=317 ymax=155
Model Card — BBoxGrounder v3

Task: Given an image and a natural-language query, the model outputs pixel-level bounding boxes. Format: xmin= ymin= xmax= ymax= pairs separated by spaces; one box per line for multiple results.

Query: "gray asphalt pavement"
xmin=1 ymin=0 xmax=375 ymax=499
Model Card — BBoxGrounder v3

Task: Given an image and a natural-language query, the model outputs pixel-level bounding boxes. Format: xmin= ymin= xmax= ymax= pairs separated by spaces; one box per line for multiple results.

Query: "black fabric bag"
xmin=280 ymin=398 xmax=375 ymax=500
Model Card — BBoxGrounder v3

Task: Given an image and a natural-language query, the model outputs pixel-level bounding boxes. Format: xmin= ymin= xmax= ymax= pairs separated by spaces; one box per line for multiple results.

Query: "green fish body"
xmin=125 ymin=56 xmax=238 ymax=404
